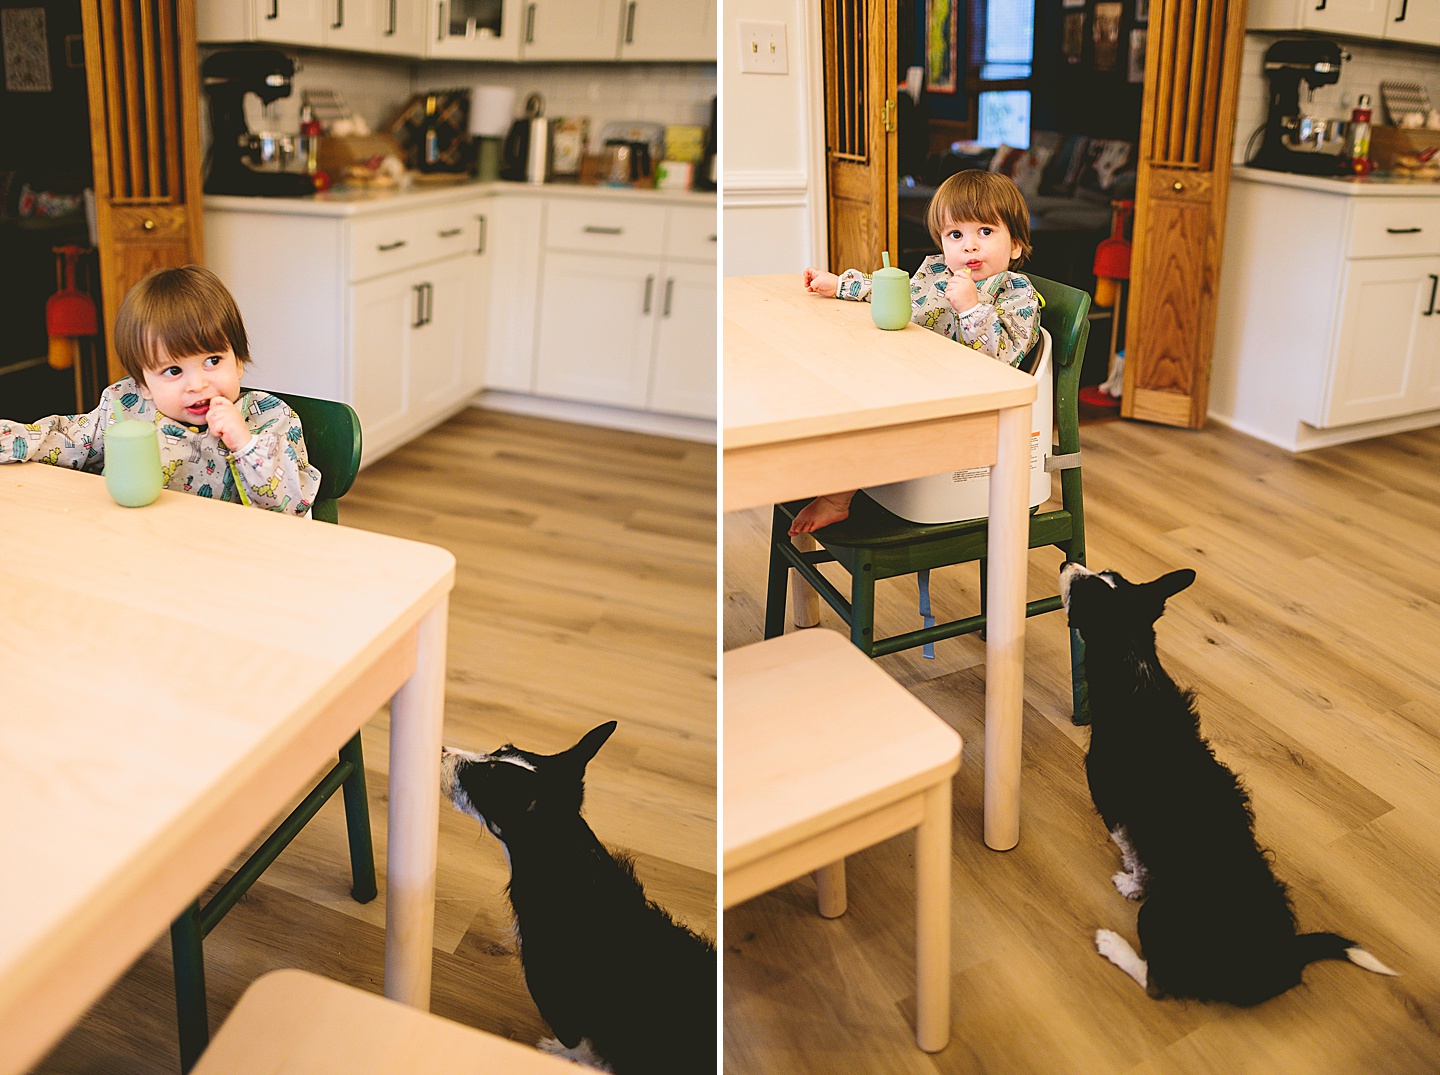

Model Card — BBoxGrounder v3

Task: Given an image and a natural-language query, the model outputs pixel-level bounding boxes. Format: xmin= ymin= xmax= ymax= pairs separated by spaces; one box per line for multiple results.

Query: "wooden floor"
xmin=724 ymin=419 xmax=1440 ymax=1074
xmin=36 ymin=408 xmax=716 ymax=1074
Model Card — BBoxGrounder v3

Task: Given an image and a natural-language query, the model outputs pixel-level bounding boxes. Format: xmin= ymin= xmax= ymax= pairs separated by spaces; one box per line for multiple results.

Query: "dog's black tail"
xmin=1296 ymin=932 xmax=1399 ymax=976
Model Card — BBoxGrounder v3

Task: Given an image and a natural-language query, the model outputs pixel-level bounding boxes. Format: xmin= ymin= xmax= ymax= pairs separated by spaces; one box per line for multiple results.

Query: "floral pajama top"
xmin=0 ymin=377 xmax=320 ymax=516
xmin=836 ymin=254 xmax=1041 ymax=366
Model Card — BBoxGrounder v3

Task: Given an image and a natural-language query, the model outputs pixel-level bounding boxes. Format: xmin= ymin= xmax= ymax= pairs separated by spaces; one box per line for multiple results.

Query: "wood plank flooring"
xmin=35 ymin=408 xmax=716 ymax=1074
xmin=723 ymin=419 xmax=1440 ymax=1074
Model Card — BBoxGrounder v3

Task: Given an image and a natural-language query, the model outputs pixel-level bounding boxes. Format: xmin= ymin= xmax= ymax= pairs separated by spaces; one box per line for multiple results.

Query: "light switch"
xmin=738 ymin=21 xmax=788 ymax=75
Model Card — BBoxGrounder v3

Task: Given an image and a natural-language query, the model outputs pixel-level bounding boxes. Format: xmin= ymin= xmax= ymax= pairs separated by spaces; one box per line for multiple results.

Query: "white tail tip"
xmin=1346 ymin=946 xmax=1399 ymax=976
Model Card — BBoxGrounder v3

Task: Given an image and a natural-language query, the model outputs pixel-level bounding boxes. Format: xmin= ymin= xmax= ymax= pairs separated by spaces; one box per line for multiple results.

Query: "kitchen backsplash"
xmin=222 ymin=48 xmax=714 ymax=147
xmin=1233 ymin=33 xmax=1440 ymax=163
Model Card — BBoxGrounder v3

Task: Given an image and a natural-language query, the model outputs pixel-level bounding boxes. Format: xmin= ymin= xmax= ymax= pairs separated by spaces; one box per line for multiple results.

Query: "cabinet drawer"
xmin=544 ymin=199 xmax=665 ymax=257
xmin=665 ymin=205 xmax=718 ymax=261
xmin=111 ymin=206 xmax=189 ymax=243
xmin=349 ymin=203 xmax=481 ymax=281
xmin=1346 ymin=199 xmax=1440 ymax=259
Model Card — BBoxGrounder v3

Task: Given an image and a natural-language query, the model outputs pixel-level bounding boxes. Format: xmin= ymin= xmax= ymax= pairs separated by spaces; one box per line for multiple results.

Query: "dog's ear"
xmin=563 ymin=721 xmax=618 ymax=771
xmin=1141 ymin=568 xmax=1196 ymax=617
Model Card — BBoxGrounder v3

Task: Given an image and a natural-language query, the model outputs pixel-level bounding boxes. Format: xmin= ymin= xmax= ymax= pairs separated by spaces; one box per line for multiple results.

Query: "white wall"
xmin=722 ymin=0 xmax=821 ymax=276
xmin=1233 ymin=33 xmax=1440 ymax=163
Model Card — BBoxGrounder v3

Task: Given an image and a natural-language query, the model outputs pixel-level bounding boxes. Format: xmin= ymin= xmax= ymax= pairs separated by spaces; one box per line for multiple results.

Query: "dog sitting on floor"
xmin=1059 ymin=563 xmax=1398 ymax=1005
xmin=440 ymin=721 xmax=716 ymax=1074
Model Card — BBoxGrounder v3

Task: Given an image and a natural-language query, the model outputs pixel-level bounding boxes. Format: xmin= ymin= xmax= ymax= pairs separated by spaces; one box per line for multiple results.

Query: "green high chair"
xmin=169 ymin=391 xmax=372 ymax=1072
xmin=763 ymin=273 xmax=1093 ymax=725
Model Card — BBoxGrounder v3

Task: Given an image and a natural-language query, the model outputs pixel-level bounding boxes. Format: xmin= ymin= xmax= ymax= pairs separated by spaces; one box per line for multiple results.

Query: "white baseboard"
xmin=474 ymin=390 xmax=716 ymax=443
xmin=1207 ymin=408 xmax=1440 ymax=452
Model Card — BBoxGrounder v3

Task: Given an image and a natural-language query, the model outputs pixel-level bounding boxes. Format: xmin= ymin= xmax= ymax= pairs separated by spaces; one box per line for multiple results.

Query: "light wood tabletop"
xmin=723 ymin=273 xmax=1038 ymax=851
xmin=191 ymin=969 xmax=580 ymax=1073
xmin=0 ymin=464 xmax=456 ymax=1075
xmin=723 ymin=273 xmax=1036 ymax=514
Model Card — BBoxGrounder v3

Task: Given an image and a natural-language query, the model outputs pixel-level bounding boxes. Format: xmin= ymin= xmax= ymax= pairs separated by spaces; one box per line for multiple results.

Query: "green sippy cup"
xmin=869 ymin=251 xmax=910 ymax=331
xmin=104 ymin=418 xmax=163 ymax=507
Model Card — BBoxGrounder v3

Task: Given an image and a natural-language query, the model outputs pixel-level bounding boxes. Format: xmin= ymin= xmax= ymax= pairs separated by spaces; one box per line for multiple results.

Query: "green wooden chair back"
xmin=264 ymin=390 xmax=363 ymax=524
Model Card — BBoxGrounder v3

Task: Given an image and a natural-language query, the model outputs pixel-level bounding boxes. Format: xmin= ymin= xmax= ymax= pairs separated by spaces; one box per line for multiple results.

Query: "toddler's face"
xmin=939 ymin=218 xmax=1022 ymax=282
xmin=137 ymin=346 xmax=243 ymax=427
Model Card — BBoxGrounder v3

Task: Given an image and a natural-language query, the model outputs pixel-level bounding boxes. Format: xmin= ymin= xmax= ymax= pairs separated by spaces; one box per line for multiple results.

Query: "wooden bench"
xmin=190 ymin=969 xmax=583 ymax=1073
xmin=723 ymin=629 xmax=963 ymax=1052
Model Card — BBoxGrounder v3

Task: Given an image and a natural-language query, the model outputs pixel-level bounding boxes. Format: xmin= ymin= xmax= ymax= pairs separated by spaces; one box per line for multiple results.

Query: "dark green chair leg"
xmin=978 ymin=556 xmax=988 ymax=640
xmin=764 ymin=505 xmax=791 ymax=640
xmin=339 ymin=732 xmax=378 ymax=903
xmin=171 ymin=901 xmax=208 ymax=1073
xmin=850 ymin=557 xmax=877 ymax=656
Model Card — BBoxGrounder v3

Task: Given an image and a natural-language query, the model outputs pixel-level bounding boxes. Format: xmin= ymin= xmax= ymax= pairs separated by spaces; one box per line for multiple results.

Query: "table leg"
xmin=384 ymin=596 xmax=450 ymax=1007
xmin=983 ymin=404 xmax=1030 ymax=851
xmin=915 ymin=781 xmax=952 ymax=1051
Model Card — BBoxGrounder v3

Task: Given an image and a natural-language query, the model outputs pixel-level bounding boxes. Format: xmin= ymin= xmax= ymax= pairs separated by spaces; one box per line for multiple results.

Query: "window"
xmin=971 ymin=0 xmax=1034 ymax=147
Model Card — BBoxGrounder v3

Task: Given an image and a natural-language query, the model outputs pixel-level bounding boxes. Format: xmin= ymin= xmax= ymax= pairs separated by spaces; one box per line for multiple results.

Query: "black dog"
xmin=1060 ymin=563 xmax=1396 ymax=1004
xmin=440 ymin=721 xmax=715 ymax=1073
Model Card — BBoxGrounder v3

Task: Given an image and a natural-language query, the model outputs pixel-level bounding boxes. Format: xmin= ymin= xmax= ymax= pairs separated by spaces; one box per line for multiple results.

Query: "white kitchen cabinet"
xmin=533 ymin=199 xmax=716 ymax=417
xmin=1210 ymin=169 xmax=1440 ymax=451
xmin=198 ymin=0 xmax=392 ymax=50
xmin=1248 ymin=0 xmax=1440 ymax=45
xmin=520 ymin=0 xmax=624 ymax=60
xmin=649 ymin=258 xmax=716 ymax=417
xmin=425 ymin=0 xmax=524 ymax=59
xmin=206 ymin=192 xmax=493 ymax=464
xmin=617 ymin=0 xmax=715 ymax=61
xmin=373 ymin=0 xmax=429 ymax=54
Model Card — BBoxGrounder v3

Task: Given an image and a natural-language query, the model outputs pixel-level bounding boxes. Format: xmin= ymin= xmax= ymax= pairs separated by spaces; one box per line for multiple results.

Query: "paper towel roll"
xmin=470 ymin=85 xmax=517 ymax=137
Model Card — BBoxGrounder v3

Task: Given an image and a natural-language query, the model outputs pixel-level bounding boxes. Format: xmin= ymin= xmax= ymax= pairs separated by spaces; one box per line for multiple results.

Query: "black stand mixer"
xmin=202 ymin=49 xmax=316 ymax=197
xmin=1249 ymin=40 xmax=1351 ymax=177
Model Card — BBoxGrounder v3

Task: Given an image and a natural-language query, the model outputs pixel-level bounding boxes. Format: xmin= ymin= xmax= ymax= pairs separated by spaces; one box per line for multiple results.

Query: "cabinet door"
xmin=322 ymin=0 xmax=379 ymax=50
xmin=409 ymin=261 xmax=469 ymax=416
xmin=426 ymin=0 xmax=522 ymax=58
xmin=1322 ymin=256 xmax=1440 ymax=426
xmin=617 ymin=0 xmax=715 ymax=60
xmin=350 ymin=270 xmax=417 ymax=457
xmin=249 ymin=0 xmax=326 ymax=44
xmin=649 ymin=259 xmax=715 ymax=418
xmin=521 ymin=0 xmax=623 ymax=59
xmin=462 ymin=209 xmax=492 ymax=396
xmin=534 ymin=251 xmax=658 ymax=408
xmin=1385 ymin=0 xmax=1440 ymax=44
xmin=374 ymin=0 xmax=429 ymax=52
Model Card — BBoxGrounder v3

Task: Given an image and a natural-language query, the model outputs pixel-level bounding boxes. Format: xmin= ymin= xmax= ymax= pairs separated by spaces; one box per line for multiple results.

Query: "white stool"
xmin=190 ymin=969 xmax=583 ymax=1073
xmin=723 ymin=629 xmax=963 ymax=1052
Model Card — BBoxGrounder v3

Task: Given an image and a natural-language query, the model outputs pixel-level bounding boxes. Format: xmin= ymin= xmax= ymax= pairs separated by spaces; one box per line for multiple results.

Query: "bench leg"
xmin=790 ymin=531 xmax=821 ymax=628
xmin=915 ymin=781 xmax=952 ymax=1052
xmin=815 ymin=859 xmax=847 ymax=918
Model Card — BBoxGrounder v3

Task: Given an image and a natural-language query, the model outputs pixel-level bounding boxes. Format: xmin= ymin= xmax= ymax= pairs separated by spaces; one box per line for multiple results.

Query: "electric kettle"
xmin=501 ymin=92 xmax=552 ymax=183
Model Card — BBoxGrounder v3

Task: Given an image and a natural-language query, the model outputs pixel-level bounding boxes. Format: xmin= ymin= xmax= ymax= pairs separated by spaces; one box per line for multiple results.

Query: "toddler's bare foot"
xmin=789 ymin=492 xmax=855 ymax=535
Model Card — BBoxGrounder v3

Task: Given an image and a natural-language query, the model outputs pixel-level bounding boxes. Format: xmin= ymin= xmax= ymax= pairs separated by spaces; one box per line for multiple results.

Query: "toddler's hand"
xmin=945 ymin=267 xmax=980 ymax=313
xmin=802 ymin=267 xmax=840 ymax=297
xmin=204 ymin=395 xmax=252 ymax=453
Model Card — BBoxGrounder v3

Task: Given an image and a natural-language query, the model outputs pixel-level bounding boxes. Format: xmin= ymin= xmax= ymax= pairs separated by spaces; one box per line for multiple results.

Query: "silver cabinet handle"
xmin=526 ymin=2 xmax=535 ymax=43
xmin=625 ymin=1 xmax=636 ymax=43
xmin=438 ymin=227 xmax=462 ymax=238
xmin=413 ymin=283 xmax=426 ymax=327
xmin=1396 ymin=0 xmax=1408 ymax=20
xmin=642 ymin=275 xmax=654 ymax=314
xmin=1427 ymin=274 xmax=1438 ymax=316
xmin=1387 ymin=227 xmax=1422 ymax=234
xmin=333 ymin=0 xmax=344 ymax=29
xmin=378 ymin=240 xmax=407 ymax=251
xmin=436 ymin=0 xmax=445 ymax=41
xmin=662 ymin=277 xmax=674 ymax=317
xmin=267 ymin=0 xmax=278 ymax=18
xmin=476 ymin=215 xmax=487 ymax=254
xmin=386 ymin=0 xmax=396 ymax=34
xmin=584 ymin=225 xmax=623 ymax=235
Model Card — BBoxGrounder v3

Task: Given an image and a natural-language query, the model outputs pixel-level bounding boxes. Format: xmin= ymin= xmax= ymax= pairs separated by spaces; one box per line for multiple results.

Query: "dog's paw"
xmin=536 ymin=1038 xmax=614 ymax=1071
xmin=1112 ymin=870 xmax=1146 ymax=900
xmin=1095 ymin=928 xmax=1126 ymax=957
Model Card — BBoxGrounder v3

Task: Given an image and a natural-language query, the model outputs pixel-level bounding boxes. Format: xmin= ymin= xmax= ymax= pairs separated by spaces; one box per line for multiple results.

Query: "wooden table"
xmin=0 ymin=465 xmax=456 ymax=1075
xmin=724 ymin=273 xmax=1037 ymax=850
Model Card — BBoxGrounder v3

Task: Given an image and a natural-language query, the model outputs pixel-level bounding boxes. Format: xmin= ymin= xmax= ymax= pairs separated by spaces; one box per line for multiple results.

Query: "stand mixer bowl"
xmin=1285 ymin=116 xmax=1352 ymax=154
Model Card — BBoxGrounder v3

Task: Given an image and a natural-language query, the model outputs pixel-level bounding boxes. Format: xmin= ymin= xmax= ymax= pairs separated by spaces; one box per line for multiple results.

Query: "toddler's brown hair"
xmin=925 ymin=170 xmax=1033 ymax=267
xmin=112 ymin=265 xmax=250 ymax=382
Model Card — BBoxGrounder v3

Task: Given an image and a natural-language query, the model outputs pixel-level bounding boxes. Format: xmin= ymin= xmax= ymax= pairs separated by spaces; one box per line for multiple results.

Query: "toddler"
xmin=792 ymin=169 xmax=1041 ymax=534
xmin=0 ymin=265 xmax=320 ymax=515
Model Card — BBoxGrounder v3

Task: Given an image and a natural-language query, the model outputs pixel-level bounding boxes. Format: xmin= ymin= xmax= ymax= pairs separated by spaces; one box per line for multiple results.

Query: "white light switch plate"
xmin=738 ymin=20 xmax=788 ymax=75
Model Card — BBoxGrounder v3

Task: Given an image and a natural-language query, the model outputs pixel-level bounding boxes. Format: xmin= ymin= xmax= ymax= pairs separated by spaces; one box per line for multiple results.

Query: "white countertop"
xmin=205 ymin=178 xmax=716 ymax=217
xmin=1233 ymin=164 xmax=1440 ymax=196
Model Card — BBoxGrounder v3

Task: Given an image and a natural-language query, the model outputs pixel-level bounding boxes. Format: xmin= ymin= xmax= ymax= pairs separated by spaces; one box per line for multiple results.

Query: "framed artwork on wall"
xmin=926 ymin=0 xmax=958 ymax=94
xmin=1129 ymin=28 xmax=1147 ymax=82
xmin=1135 ymin=0 xmax=1150 ymax=21
xmin=1093 ymin=2 xmax=1123 ymax=72
xmin=1063 ymin=12 xmax=1085 ymax=64
xmin=1063 ymin=0 xmax=1086 ymax=7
